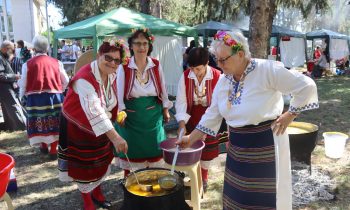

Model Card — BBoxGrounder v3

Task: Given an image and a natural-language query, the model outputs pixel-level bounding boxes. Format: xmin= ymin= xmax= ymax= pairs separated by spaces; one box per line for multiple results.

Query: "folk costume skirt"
xmin=26 ymin=92 xmax=63 ymax=147
xmin=223 ymin=120 xmax=292 ymax=210
xmin=115 ymin=96 xmax=166 ymax=168
xmin=58 ymin=115 xmax=114 ymax=192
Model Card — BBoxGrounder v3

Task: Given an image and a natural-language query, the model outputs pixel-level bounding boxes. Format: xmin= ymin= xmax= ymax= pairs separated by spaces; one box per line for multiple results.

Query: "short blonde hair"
xmin=210 ymin=30 xmax=251 ymax=59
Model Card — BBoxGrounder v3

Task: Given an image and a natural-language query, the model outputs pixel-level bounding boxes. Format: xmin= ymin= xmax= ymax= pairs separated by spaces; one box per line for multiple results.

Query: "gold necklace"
xmin=135 ymin=70 xmax=149 ymax=85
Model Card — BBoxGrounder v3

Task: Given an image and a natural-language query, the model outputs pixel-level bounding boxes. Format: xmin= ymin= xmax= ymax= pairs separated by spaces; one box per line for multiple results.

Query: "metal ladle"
xmin=158 ymin=128 xmax=184 ymax=190
xmin=125 ymin=153 xmax=153 ymax=192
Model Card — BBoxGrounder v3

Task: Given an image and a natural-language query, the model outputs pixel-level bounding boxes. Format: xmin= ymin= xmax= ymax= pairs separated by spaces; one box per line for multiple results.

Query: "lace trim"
xmin=289 ymin=102 xmax=319 ymax=113
xmin=196 ymin=124 xmax=216 ymax=136
xmin=225 ymin=59 xmax=256 ymax=106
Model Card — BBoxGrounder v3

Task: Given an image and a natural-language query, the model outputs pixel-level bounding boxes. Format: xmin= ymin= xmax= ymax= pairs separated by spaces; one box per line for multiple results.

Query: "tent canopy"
xmin=54 ymin=7 xmax=197 ymax=39
xmin=306 ymin=29 xmax=348 ymax=40
xmin=194 ymin=21 xmax=240 ymax=37
xmin=240 ymin=25 xmax=305 ymax=38
xmin=271 ymin=25 xmax=305 ymax=38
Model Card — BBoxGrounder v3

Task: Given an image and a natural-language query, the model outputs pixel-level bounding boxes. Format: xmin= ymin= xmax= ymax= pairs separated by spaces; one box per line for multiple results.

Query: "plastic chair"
xmin=164 ymin=161 xmax=203 ymax=210
xmin=0 ymin=153 xmax=15 ymax=210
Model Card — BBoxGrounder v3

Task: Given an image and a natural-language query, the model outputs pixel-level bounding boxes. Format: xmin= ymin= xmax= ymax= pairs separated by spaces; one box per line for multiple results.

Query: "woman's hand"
xmin=106 ymin=128 xmax=128 ymax=153
xmin=163 ymin=108 xmax=170 ymax=124
xmin=177 ymin=121 xmax=187 ymax=136
xmin=271 ymin=111 xmax=298 ymax=136
xmin=175 ymin=129 xmax=205 ymax=148
xmin=113 ymin=137 xmax=128 ymax=154
xmin=175 ymin=135 xmax=193 ymax=149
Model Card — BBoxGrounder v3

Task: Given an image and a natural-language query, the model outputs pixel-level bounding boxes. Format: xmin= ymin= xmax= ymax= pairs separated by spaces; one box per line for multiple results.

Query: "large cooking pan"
xmin=287 ymin=121 xmax=319 ymax=165
xmin=119 ymin=168 xmax=191 ymax=210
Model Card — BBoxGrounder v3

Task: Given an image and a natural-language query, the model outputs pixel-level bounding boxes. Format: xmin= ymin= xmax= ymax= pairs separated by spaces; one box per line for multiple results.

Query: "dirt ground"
xmin=1 ymin=76 xmax=350 ymax=210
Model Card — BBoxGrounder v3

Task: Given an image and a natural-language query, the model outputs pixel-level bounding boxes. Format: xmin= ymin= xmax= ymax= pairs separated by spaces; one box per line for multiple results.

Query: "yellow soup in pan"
xmin=125 ymin=170 xmax=178 ymax=197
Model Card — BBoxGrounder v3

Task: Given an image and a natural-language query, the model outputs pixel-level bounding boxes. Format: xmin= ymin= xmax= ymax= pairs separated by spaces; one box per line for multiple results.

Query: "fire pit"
xmin=287 ymin=122 xmax=319 ymax=169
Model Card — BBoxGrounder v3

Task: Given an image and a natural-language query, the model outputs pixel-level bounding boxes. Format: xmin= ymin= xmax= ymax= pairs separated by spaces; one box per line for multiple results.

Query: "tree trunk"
xmin=140 ymin=0 xmax=151 ymax=14
xmin=248 ymin=0 xmax=277 ymax=58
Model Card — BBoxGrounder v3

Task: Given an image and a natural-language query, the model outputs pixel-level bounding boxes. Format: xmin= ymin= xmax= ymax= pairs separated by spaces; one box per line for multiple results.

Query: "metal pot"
xmin=287 ymin=121 xmax=319 ymax=166
xmin=160 ymin=138 xmax=205 ymax=166
xmin=119 ymin=168 xmax=191 ymax=210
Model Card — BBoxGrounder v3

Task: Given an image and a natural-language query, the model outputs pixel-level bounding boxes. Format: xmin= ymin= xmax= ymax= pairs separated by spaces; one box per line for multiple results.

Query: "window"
xmin=5 ymin=0 xmax=10 ymax=15
xmin=1 ymin=16 xmax=5 ymax=32
xmin=7 ymin=14 xmax=11 ymax=32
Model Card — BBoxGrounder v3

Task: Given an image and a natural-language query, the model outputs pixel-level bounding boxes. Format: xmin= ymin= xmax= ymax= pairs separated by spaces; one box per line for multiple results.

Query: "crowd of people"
xmin=0 ymin=28 xmax=319 ymax=210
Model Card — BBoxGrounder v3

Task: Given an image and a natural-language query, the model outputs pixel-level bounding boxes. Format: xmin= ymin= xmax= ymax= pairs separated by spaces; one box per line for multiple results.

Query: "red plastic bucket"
xmin=0 ymin=153 xmax=15 ymax=197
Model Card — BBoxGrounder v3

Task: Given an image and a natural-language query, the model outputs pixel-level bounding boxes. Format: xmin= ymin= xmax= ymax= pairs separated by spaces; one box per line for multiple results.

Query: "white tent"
xmin=279 ymin=37 xmax=306 ymax=68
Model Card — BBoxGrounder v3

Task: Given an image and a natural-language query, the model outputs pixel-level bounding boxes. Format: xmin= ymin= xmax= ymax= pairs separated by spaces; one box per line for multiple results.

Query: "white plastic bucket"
xmin=323 ymin=132 xmax=348 ymax=159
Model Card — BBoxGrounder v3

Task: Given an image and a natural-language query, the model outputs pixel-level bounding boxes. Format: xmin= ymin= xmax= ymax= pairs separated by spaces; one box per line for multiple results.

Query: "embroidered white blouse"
xmin=196 ymin=59 xmax=319 ymax=136
xmin=117 ymin=56 xmax=173 ymax=111
xmin=72 ymin=61 xmax=117 ymax=137
xmin=18 ymin=53 xmax=69 ymax=99
xmin=175 ymin=65 xmax=223 ymax=123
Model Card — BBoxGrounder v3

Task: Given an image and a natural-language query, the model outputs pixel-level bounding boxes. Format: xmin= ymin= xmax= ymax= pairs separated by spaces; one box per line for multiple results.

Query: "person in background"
xmin=313 ymin=45 xmax=321 ymax=60
xmin=115 ymin=28 xmax=172 ymax=177
xmin=17 ymin=40 xmax=32 ymax=63
xmin=312 ymin=48 xmax=328 ymax=78
xmin=10 ymin=50 xmax=23 ymax=75
xmin=59 ymin=40 xmax=71 ymax=61
xmin=0 ymin=40 xmax=26 ymax=131
xmin=18 ymin=35 xmax=69 ymax=159
xmin=183 ymin=40 xmax=196 ymax=71
xmin=175 ymin=47 xmax=227 ymax=191
xmin=71 ymin=40 xmax=81 ymax=62
xmin=176 ymin=30 xmax=319 ymax=210
xmin=58 ymin=39 xmax=128 ymax=210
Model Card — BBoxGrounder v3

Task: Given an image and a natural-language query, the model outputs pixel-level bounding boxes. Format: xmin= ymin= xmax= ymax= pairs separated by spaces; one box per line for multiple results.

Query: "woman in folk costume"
xmin=176 ymin=30 xmax=318 ymax=210
xmin=18 ymin=35 xmax=69 ymax=159
xmin=115 ymin=28 xmax=173 ymax=176
xmin=175 ymin=47 xmax=227 ymax=191
xmin=58 ymin=40 xmax=128 ymax=210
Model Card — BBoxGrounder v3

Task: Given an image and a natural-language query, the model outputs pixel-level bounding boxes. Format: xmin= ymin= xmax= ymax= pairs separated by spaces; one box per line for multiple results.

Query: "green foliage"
xmin=49 ymin=0 xmax=139 ymax=26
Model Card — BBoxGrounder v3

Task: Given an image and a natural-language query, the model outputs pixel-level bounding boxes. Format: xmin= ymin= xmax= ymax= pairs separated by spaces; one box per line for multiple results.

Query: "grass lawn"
xmin=0 ymin=76 xmax=349 ymax=210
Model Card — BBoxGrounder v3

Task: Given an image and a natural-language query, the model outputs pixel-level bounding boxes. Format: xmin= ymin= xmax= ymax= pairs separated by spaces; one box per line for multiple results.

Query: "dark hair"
xmin=187 ymin=47 xmax=209 ymax=67
xmin=185 ymin=40 xmax=196 ymax=54
xmin=127 ymin=29 xmax=153 ymax=56
xmin=17 ymin=40 xmax=24 ymax=48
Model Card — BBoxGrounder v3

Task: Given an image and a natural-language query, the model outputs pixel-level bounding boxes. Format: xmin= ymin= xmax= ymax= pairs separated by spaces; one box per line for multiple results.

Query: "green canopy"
xmin=53 ymin=7 xmax=197 ymax=57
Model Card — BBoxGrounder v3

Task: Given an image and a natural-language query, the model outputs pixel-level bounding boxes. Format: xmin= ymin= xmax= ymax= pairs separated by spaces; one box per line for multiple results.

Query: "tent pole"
xmin=203 ymin=31 xmax=208 ymax=48
xmin=93 ymin=36 xmax=98 ymax=59
xmin=53 ymin=38 xmax=58 ymax=58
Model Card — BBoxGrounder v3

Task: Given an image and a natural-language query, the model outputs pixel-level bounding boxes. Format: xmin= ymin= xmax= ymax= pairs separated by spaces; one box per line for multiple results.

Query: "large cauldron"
xmin=119 ymin=168 xmax=191 ymax=210
xmin=287 ymin=122 xmax=319 ymax=166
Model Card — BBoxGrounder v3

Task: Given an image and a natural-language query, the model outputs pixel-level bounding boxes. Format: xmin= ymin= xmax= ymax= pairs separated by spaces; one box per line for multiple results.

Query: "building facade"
xmin=0 ymin=0 xmax=46 ymax=43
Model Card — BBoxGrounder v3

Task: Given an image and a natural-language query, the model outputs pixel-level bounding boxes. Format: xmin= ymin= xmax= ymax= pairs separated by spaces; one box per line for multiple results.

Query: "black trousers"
xmin=0 ymin=83 xmax=26 ymax=131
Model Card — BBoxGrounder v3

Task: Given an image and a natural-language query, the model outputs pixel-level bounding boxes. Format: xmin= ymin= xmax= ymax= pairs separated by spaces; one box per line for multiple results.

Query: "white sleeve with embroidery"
xmin=73 ymin=79 xmax=114 ymax=137
xmin=158 ymin=63 xmax=173 ymax=109
xmin=58 ymin=61 xmax=69 ymax=90
xmin=175 ymin=73 xmax=191 ymax=123
xmin=269 ymin=62 xmax=319 ymax=113
xmin=117 ymin=65 xmax=126 ymax=111
xmin=195 ymin=80 xmax=223 ymax=136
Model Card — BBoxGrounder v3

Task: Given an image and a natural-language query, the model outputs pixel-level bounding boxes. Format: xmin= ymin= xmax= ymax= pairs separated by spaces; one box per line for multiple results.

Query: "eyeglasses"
xmin=132 ymin=41 xmax=149 ymax=48
xmin=215 ymin=54 xmax=234 ymax=65
xmin=104 ymin=54 xmax=121 ymax=65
